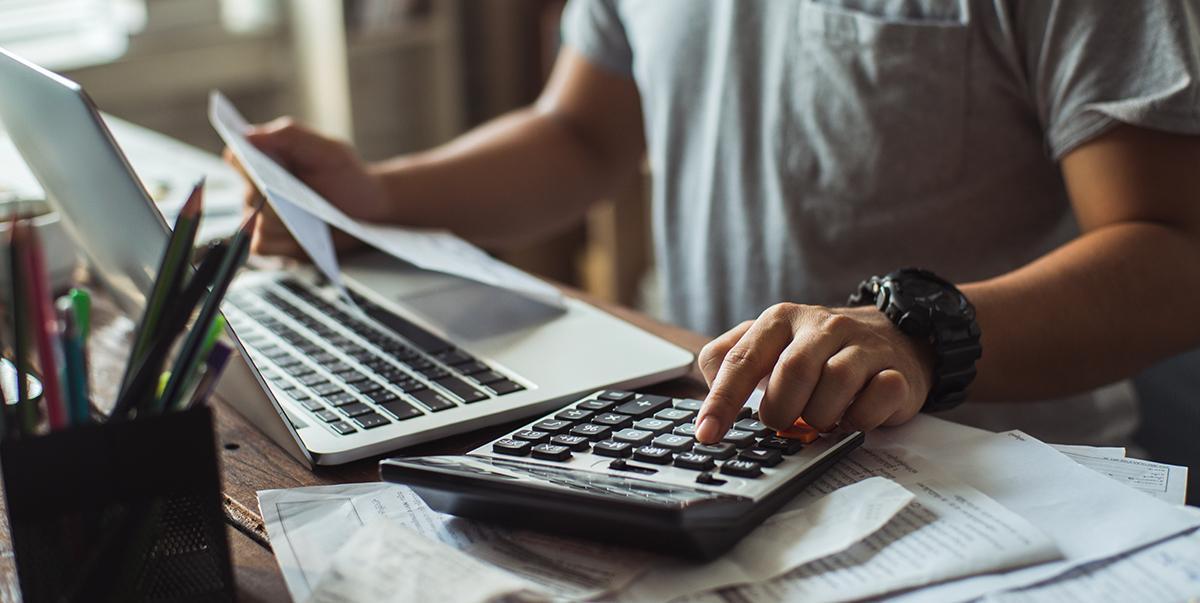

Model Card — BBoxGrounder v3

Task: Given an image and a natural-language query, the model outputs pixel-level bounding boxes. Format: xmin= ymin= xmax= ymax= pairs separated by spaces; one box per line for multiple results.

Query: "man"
xmin=235 ymin=1 xmax=1200 ymax=448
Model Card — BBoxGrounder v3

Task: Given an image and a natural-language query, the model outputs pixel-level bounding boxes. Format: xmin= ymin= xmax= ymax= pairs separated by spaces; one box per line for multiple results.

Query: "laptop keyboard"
xmin=223 ymin=279 xmax=527 ymax=436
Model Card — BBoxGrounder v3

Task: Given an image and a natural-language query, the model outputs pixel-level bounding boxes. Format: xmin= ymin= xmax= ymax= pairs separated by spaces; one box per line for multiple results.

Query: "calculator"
xmin=380 ymin=390 xmax=863 ymax=560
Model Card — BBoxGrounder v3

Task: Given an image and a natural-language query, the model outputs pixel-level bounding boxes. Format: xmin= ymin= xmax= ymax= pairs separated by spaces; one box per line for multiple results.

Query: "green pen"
xmin=68 ymin=288 xmax=90 ymax=340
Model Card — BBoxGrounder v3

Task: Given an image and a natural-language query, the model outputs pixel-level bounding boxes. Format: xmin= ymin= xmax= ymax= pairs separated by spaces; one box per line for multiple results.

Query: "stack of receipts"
xmin=258 ymin=415 xmax=1199 ymax=603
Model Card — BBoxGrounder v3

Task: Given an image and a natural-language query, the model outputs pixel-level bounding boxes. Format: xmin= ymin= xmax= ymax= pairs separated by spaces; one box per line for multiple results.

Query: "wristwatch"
xmin=848 ymin=268 xmax=982 ymax=412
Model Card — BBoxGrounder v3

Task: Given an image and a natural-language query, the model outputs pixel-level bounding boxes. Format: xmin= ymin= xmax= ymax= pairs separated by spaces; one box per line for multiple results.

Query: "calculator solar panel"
xmin=381 ymin=390 xmax=863 ymax=559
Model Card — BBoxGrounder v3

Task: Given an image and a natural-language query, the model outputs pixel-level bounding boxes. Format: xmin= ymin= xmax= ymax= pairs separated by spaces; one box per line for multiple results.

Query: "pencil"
xmin=157 ymin=201 xmax=259 ymax=411
xmin=19 ymin=222 xmax=68 ymax=430
xmin=57 ymin=298 xmax=89 ymax=426
xmin=182 ymin=342 xmax=231 ymax=410
xmin=118 ymin=178 xmax=204 ymax=398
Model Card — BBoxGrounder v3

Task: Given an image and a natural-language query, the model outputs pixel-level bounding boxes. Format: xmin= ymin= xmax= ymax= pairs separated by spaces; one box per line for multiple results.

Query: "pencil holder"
xmin=0 ymin=406 xmax=234 ymax=602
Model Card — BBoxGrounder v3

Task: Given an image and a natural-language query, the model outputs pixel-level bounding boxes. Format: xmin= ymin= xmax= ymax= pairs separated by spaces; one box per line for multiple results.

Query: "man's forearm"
xmin=963 ymin=221 xmax=1200 ymax=401
xmin=370 ymin=106 xmax=635 ymax=248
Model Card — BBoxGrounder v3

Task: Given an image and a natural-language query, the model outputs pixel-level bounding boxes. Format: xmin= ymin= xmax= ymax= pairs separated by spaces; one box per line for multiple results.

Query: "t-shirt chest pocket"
xmin=785 ymin=0 xmax=970 ymax=201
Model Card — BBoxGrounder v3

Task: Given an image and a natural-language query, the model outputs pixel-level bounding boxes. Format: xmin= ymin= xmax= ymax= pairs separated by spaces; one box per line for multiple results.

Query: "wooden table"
xmin=5 ymin=284 xmax=712 ymax=601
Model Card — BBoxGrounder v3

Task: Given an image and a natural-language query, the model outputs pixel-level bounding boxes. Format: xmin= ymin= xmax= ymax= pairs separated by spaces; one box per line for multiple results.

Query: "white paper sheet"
xmin=680 ymin=441 xmax=1061 ymax=603
xmin=619 ymin=477 xmax=914 ymax=601
xmin=869 ymin=418 xmax=1200 ymax=603
xmin=982 ymin=528 xmax=1200 ymax=603
xmin=1058 ymin=451 xmax=1188 ymax=506
xmin=1049 ymin=443 xmax=1126 ymax=459
xmin=209 ymin=91 xmax=564 ymax=309
xmin=258 ymin=482 xmax=649 ymax=602
xmin=308 ymin=522 xmax=545 ymax=603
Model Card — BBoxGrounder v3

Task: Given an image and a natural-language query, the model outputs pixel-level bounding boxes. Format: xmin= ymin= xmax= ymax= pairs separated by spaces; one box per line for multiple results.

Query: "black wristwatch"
xmin=848 ymin=268 xmax=982 ymax=412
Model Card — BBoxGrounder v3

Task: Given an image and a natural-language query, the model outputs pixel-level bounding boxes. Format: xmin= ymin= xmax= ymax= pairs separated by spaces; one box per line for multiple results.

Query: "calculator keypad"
xmin=480 ymin=391 xmax=829 ymax=491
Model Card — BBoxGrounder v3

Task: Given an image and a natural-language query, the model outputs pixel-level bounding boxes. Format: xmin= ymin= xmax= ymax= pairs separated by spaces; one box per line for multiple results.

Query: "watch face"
xmin=904 ymin=279 xmax=943 ymax=298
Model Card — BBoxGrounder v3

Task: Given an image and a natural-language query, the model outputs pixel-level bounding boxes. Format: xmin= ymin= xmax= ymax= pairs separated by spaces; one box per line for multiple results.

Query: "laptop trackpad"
xmin=396 ymin=280 xmax=564 ymax=341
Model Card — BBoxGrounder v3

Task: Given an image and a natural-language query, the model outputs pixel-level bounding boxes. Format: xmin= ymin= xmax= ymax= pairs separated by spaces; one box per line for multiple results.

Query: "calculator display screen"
xmin=397 ymin=456 xmax=747 ymax=507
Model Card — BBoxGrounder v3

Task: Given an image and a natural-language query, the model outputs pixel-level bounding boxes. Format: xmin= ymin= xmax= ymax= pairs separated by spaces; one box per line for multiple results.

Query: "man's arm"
xmin=693 ymin=124 xmax=1200 ymax=443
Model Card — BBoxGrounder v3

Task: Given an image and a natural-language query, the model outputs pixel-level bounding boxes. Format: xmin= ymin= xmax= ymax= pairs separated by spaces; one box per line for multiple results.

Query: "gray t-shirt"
xmin=561 ymin=0 xmax=1200 ymax=445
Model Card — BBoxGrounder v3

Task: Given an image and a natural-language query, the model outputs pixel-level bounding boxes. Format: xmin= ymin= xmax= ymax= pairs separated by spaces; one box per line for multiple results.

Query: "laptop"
xmin=0 ymin=48 xmax=694 ymax=466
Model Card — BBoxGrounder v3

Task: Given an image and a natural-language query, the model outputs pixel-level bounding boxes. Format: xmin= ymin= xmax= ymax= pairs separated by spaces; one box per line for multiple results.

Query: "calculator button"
xmin=593 ymin=413 xmax=634 ymax=428
xmin=695 ymin=472 xmax=727 ymax=486
xmin=599 ymin=391 xmax=635 ymax=402
xmin=352 ymin=412 xmax=390 ymax=429
xmin=733 ymin=419 xmax=771 ymax=437
xmin=721 ymin=459 xmax=763 ymax=478
xmin=654 ymin=408 xmax=695 ymax=423
xmin=576 ymin=398 xmax=617 ymax=412
xmin=633 ymin=418 xmax=674 ymax=434
xmin=674 ymin=452 xmax=716 ymax=471
xmin=722 ymin=429 xmax=758 ymax=448
xmin=777 ymin=420 xmax=821 ymax=443
xmin=513 ymin=429 xmax=551 ymax=444
xmin=652 ymin=434 xmax=694 ymax=452
xmin=614 ymin=395 xmax=673 ymax=417
xmin=531 ymin=419 xmax=573 ymax=434
xmin=493 ymin=438 xmax=533 ymax=456
xmin=569 ymin=423 xmax=611 ymax=441
xmin=555 ymin=409 xmax=594 ymax=422
xmin=613 ymin=428 xmax=654 ymax=446
xmin=694 ymin=443 xmax=737 ymax=460
xmin=759 ymin=435 xmax=805 ymax=455
xmin=550 ymin=434 xmax=590 ymax=452
xmin=531 ymin=443 xmax=572 ymax=462
xmin=593 ymin=440 xmax=633 ymax=458
xmin=673 ymin=399 xmax=703 ymax=412
xmin=739 ymin=448 xmax=783 ymax=467
xmin=329 ymin=421 xmax=356 ymax=435
xmin=673 ymin=423 xmax=697 ymax=438
xmin=632 ymin=446 xmax=674 ymax=465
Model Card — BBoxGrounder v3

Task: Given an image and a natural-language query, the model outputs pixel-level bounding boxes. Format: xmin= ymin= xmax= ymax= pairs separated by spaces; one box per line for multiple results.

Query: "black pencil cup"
xmin=0 ymin=406 xmax=234 ymax=602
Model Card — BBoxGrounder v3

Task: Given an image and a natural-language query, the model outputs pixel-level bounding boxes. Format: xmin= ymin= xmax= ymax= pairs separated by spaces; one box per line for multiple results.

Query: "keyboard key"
xmin=352 ymin=412 xmax=390 ymax=429
xmin=721 ymin=459 xmax=763 ymax=478
xmin=694 ymin=442 xmax=737 ymax=460
xmin=337 ymin=402 xmax=374 ymax=417
xmin=493 ymin=438 xmax=532 ymax=456
xmin=363 ymin=305 xmax=454 ymax=353
xmin=298 ymin=398 xmax=325 ymax=412
xmin=364 ymin=390 xmax=400 ymax=405
xmin=298 ymin=374 xmax=327 ymax=387
xmin=314 ymin=409 xmax=340 ymax=423
xmin=330 ymin=421 xmax=356 ymax=435
xmin=336 ymin=370 xmax=370 ymax=384
xmin=674 ymin=399 xmax=703 ymax=412
xmin=674 ymin=452 xmax=716 ymax=471
xmin=652 ymin=434 xmax=694 ymax=452
xmin=312 ymin=382 xmax=342 ymax=396
xmin=407 ymin=358 xmax=434 ymax=371
xmin=722 ymin=429 xmax=757 ymax=448
xmin=421 ymin=367 xmax=450 ymax=380
xmin=469 ymin=370 xmax=505 ymax=385
xmin=380 ymin=400 xmax=422 ymax=421
xmin=614 ymin=395 xmax=672 ymax=417
xmin=513 ymin=429 xmax=550 ymax=444
xmin=325 ymin=392 xmax=358 ymax=407
xmin=555 ymin=409 xmax=594 ymax=422
xmin=599 ymin=391 xmax=635 ymax=402
xmin=592 ymin=413 xmax=633 ymax=428
xmin=739 ymin=448 xmax=783 ymax=467
xmin=673 ymin=423 xmax=697 ymax=438
xmin=632 ymin=418 xmax=674 ymax=434
xmin=759 ymin=435 xmax=805 ymax=455
xmin=530 ymin=443 xmax=572 ymax=462
xmin=550 ymin=434 xmax=590 ymax=452
xmin=436 ymin=378 xmax=488 ymax=403
xmin=433 ymin=349 xmax=474 ymax=365
xmin=576 ymin=398 xmax=617 ymax=412
xmin=569 ymin=423 xmax=611 ymax=441
xmin=531 ymin=419 xmax=573 ymax=434
xmin=632 ymin=446 xmax=673 ymax=465
xmin=613 ymin=428 xmax=654 ymax=446
xmin=409 ymin=389 xmax=457 ymax=412
xmin=655 ymin=408 xmax=695 ymax=423
xmin=456 ymin=361 xmax=489 ymax=375
xmin=488 ymin=380 xmax=525 ymax=395
xmin=592 ymin=440 xmax=633 ymax=458
xmin=734 ymin=419 xmax=771 ymax=437
xmin=349 ymin=380 xmax=385 ymax=395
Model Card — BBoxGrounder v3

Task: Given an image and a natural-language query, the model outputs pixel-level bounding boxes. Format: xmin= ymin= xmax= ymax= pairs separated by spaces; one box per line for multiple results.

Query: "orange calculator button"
xmin=776 ymin=419 xmax=820 ymax=443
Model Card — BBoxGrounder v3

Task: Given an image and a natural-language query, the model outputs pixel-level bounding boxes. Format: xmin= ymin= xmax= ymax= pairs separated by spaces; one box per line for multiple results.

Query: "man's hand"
xmin=223 ymin=117 xmax=387 ymax=257
xmin=694 ymin=304 xmax=935 ymax=443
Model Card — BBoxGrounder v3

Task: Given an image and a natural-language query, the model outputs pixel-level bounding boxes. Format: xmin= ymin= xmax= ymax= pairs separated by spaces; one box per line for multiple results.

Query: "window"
xmin=0 ymin=0 xmax=145 ymax=70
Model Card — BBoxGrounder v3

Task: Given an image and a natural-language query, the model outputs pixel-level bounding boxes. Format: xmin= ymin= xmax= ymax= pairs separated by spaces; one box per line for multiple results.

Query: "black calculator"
xmin=380 ymin=390 xmax=863 ymax=560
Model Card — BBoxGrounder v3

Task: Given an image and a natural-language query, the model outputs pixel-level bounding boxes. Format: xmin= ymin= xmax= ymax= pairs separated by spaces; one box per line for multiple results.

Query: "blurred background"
xmin=0 ymin=0 xmax=654 ymax=311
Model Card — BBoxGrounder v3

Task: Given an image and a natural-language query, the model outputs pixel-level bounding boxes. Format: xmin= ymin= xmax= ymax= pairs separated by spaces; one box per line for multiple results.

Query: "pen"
xmin=18 ymin=222 xmax=68 ymax=430
xmin=68 ymin=288 xmax=90 ymax=340
xmin=118 ymin=178 xmax=204 ymax=398
xmin=157 ymin=200 xmax=259 ymax=411
xmin=56 ymin=298 xmax=89 ymax=426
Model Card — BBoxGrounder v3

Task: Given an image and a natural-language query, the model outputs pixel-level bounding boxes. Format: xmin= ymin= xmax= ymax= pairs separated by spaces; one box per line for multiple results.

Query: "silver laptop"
xmin=0 ymin=48 xmax=694 ymax=466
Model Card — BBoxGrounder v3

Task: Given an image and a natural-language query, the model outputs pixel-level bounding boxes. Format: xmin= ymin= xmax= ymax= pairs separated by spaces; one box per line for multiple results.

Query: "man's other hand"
xmin=694 ymin=304 xmax=935 ymax=443
xmin=223 ymin=117 xmax=387 ymax=257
